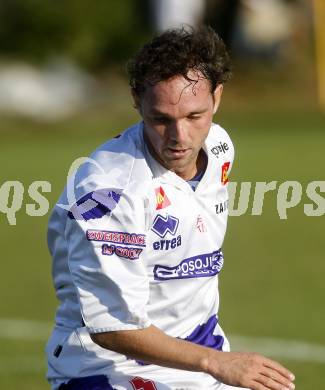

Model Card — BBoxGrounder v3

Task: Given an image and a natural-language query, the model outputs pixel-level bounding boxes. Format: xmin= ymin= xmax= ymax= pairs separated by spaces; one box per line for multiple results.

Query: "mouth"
xmin=166 ymin=147 xmax=190 ymax=159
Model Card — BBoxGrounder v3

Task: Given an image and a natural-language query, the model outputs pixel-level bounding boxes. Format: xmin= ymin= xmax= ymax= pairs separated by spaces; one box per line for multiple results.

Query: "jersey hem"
xmin=87 ymin=320 xmax=152 ymax=334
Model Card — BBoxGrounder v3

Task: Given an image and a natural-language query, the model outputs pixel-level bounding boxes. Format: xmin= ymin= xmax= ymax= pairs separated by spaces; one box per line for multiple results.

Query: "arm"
xmin=91 ymin=325 xmax=295 ymax=390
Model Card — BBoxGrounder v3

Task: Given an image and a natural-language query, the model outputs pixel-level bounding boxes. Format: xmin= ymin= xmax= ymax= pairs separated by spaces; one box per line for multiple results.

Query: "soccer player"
xmin=46 ymin=26 xmax=295 ymax=390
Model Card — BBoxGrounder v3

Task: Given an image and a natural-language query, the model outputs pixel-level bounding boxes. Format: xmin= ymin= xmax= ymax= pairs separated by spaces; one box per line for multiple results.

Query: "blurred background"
xmin=0 ymin=0 xmax=324 ymax=388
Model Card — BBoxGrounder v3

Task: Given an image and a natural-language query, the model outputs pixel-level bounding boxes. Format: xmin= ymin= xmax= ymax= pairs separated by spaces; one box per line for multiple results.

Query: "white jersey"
xmin=46 ymin=121 xmax=235 ymax=390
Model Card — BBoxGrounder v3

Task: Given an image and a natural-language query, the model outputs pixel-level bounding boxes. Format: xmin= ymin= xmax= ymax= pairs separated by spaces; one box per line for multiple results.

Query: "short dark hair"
xmin=128 ymin=26 xmax=232 ymax=97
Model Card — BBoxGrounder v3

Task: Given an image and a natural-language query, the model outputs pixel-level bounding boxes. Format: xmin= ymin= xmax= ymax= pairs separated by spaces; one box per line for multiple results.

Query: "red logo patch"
xmin=130 ymin=377 xmax=157 ymax=390
xmin=155 ymin=186 xmax=171 ymax=210
xmin=221 ymin=162 xmax=230 ymax=185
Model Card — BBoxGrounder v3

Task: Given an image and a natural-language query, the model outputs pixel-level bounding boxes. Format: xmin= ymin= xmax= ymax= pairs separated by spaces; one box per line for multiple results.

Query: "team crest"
xmin=221 ymin=162 xmax=230 ymax=185
xmin=196 ymin=214 xmax=207 ymax=232
xmin=155 ymin=186 xmax=171 ymax=210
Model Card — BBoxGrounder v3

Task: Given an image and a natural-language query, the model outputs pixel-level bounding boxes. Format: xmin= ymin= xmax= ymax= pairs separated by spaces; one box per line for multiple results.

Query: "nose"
xmin=168 ymin=120 xmax=186 ymax=144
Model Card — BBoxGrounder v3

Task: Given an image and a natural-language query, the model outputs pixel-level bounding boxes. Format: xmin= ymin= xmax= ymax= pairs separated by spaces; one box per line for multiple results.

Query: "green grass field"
xmin=0 ymin=77 xmax=324 ymax=389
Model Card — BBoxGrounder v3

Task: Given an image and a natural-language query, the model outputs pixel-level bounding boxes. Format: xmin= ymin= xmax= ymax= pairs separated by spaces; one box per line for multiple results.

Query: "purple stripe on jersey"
xmin=184 ymin=315 xmax=224 ymax=350
xmin=59 ymin=375 xmax=115 ymax=390
xmin=67 ymin=188 xmax=122 ymax=221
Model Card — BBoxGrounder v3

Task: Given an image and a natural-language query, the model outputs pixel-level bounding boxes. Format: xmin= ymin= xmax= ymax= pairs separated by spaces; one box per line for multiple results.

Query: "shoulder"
xmin=71 ymin=123 xmax=152 ymax=199
xmin=206 ymin=123 xmax=235 ymax=163
xmin=52 ymin=123 xmax=154 ymax=222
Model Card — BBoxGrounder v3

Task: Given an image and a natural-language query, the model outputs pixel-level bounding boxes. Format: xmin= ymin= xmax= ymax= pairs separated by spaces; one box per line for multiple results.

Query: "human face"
xmin=134 ymin=72 xmax=223 ymax=180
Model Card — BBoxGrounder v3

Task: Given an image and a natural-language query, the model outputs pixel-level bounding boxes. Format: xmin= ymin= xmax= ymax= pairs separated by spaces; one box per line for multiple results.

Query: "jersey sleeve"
xmin=208 ymin=123 xmax=235 ymax=180
xmin=63 ymin=158 xmax=151 ymax=334
xmin=217 ymin=124 xmax=235 ymax=171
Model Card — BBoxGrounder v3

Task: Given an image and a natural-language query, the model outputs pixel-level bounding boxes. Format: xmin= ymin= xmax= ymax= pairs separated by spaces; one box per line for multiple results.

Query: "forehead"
xmin=141 ymin=72 xmax=212 ymax=113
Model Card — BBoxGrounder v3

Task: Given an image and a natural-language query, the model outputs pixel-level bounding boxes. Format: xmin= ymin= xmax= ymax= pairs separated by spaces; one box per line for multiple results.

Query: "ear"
xmin=213 ymin=84 xmax=223 ymax=114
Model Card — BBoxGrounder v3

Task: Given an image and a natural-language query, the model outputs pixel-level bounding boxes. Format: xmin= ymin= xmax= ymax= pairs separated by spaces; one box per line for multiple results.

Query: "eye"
xmin=152 ymin=116 xmax=170 ymax=124
xmin=187 ymin=115 xmax=201 ymax=121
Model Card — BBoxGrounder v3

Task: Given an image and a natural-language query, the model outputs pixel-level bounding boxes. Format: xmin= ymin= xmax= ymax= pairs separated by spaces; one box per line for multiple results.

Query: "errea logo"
xmin=151 ymin=214 xmax=179 ymax=238
xmin=151 ymin=214 xmax=182 ymax=251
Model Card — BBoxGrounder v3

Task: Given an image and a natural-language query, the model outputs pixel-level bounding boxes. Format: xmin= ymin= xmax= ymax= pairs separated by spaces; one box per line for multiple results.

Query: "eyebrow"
xmin=149 ymin=108 xmax=208 ymax=117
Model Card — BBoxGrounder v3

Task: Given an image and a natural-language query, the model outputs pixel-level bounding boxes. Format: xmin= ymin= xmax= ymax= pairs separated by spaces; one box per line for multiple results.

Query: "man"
xmin=47 ymin=27 xmax=295 ymax=390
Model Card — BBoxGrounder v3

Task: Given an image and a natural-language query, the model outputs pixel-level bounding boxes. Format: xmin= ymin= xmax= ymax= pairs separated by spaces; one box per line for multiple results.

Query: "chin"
xmin=167 ymin=161 xmax=188 ymax=173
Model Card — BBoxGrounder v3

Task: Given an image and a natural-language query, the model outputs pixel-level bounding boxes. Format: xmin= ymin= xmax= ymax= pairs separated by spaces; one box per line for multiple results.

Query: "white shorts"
xmin=57 ymin=373 xmax=250 ymax=390
xmin=113 ymin=379 xmax=249 ymax=390
xmin=108 ymin=367 xmax=250 ymax=390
